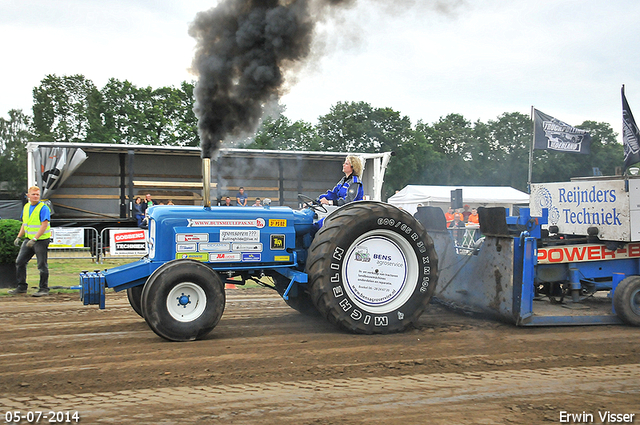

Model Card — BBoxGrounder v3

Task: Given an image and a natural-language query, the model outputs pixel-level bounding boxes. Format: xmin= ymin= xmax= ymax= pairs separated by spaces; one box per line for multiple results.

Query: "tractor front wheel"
xmin=140 ymin=260 xmax=225 ymax=341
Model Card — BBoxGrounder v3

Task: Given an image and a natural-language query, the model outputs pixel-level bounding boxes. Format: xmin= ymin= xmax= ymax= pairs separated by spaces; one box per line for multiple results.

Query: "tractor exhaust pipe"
xmin=203 ymin=158 xmax=211 ymax=208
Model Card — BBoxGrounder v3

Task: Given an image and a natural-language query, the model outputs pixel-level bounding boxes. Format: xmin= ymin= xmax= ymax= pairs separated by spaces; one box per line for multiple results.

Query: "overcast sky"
xmin=2 ymin=0 xmax=639 ymax=142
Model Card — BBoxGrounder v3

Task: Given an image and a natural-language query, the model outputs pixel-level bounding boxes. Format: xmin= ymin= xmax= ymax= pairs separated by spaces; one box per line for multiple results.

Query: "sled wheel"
xmin=127 ymin=285 xmax=144 ymax=317
xmin=307 ymin=201 xmax=438 ymax=334
xmin=271 ymin=274 xmax=319 ymax=316
xmin=140 ymin=260 xmax=225 ymax=341
xmin=614 ymin=276 xmax=640 ymax=326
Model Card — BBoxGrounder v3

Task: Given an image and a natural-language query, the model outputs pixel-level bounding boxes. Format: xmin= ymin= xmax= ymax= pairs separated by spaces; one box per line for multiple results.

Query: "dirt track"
xmin=1 ymin=288 xmax=639 ymax=424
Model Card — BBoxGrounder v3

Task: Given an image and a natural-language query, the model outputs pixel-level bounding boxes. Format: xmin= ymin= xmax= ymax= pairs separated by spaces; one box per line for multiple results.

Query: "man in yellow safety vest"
xmin=9 ymin=186 xmax=51 ymax=297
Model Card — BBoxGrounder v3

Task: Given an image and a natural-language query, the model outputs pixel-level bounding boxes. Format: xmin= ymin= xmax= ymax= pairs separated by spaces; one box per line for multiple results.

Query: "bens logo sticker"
xmin=354 ymin=247 xmax=370 ymax=262
xmin=373 ymin=253 xmax=391 ymax=261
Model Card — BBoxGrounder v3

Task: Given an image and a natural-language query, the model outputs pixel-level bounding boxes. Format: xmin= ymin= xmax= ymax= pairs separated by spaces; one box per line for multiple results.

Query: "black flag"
xmin=622 ymin=85 xmax=640 ymax=170
xmin=533 ymin=109 xmax=591 ymax=154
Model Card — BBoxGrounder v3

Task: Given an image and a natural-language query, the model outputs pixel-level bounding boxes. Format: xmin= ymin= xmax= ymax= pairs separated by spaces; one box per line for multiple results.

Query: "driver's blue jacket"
xmin=318 ymin=174 xmax=364 ymax=205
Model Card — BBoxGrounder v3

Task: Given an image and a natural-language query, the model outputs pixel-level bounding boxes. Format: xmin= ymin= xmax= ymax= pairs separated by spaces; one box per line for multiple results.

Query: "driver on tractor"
xmin=306 ymin=155 xmax=364 ymax=233
xmin=318 ymin=155 xmax=364 ymax=206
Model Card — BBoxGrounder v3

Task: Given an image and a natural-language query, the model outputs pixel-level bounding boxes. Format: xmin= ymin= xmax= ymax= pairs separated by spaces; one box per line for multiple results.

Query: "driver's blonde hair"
xmin=346 ymin=155 xmax=363 ymax=178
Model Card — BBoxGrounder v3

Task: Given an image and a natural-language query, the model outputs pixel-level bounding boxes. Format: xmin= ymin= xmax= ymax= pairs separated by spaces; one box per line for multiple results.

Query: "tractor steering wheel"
xmin=298 ymin=194 xmax=327 ymax=214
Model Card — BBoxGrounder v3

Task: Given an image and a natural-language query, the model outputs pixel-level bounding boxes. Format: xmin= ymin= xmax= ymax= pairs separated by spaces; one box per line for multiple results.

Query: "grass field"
xmin=0 ymin=258 xmax=132 ymax=296
xmin=0 ymin=258 xmax=265 ymax=296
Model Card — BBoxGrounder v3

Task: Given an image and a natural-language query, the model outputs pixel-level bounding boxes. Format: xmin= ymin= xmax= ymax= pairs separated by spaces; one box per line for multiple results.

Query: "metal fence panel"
xmin=48 ymin=227 xmax=100 ymax=260
xmin=449 ymin=225 xmax=482 ymax=254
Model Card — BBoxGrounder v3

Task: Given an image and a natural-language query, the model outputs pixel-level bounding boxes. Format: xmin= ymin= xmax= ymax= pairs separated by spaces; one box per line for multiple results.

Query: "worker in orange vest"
xmin=468 ymin=208 xmax=479 ymax=224
xmin=445 ymin=207 xmax=454 ymax=225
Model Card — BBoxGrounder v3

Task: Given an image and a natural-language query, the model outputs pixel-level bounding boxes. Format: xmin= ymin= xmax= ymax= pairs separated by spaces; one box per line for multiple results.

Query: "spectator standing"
xmin=448 ymin=212 xmax=465 ymax=245
xmin=445 ymin=207 xmax=454 ymax=226
xmin=222 ymin=197 xmax=232 ymax=206
xmin=143 ymin=193 xmax=158 ymax=212
xmin=468 ymin=208 xmax=479 ymax=224
xmin=9 ymin=186 xmax=51 ymax=297
xmin=252 ymin=197 xmax=262 ymax=207
xmin=139 ymin=193 xmax=158 ymax=229
xmin=236 ymin=187 xmax=248 ymax=207
xmin=133 ymin=197 xmax=145 ymax=227
xmin=462 ymin=204 xmax=472 ymax=222
xmin=467 ymin=208 xmax=481 ymax=242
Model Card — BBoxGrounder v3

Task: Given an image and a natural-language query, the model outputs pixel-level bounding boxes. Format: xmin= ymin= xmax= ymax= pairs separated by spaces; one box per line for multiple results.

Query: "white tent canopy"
xmin=388 ymin=185 xmax=530 ymax=215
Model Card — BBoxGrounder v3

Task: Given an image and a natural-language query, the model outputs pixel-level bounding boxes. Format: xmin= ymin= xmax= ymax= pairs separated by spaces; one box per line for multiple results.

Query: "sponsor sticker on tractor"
xmin=176 ymin=233 xmax=208 ymax=242
xmin=232 ymin=243 xmax=262 ymax=251
xmin=199 ymin=242 xmax=231 ymax=252
xmin=209 ymin=253 xmax=242 ymax=262
xmin=242 ymin=253 xmax=262 ymax=262
xmin=176 ymin=243 xmax=197 ymax=252
xmin=175 ymin=252 xmax=209 ymax=261
xmin=220 ymin=229 xmax=260 ymax=242
xmin=269 ymin=219 xmax=287 ymax=227
xmin=270 ymin=234 xmax=285 ymax=250
xmin=188 ymin=218 xmax=266 ymax=228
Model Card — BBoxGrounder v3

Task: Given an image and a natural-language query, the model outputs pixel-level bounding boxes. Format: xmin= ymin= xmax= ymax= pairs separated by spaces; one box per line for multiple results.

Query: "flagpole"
xmin=527 ymin=105 xmax=535 ymax=194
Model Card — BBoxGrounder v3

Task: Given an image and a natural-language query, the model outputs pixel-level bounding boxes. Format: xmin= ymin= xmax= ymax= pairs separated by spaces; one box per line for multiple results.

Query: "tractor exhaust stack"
xmin=203 ymin=158 xmax=211 ymax=208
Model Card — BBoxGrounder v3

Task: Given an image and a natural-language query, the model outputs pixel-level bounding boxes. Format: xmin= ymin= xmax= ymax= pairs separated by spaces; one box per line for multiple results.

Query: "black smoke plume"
xmin=190 ymin=0 xmax=353 ymax=158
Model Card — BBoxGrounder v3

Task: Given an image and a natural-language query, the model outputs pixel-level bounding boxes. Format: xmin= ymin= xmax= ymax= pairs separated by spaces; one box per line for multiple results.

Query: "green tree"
xmin=369 ymin=108 xmax=418 ymax=196
xmin=0 ymin=110 xmax=32 ymax=195
xmin=247 ymin=114 xmax=319 ymax=150
xmin=174 ymin=81 xmax=199 ymax=147
xmin=483 ymin=112 xmax=532 ymax=190
xmin=382 ymin=120 xmax=444 ymax=198
xmin=317 ymin=101 xmax=378 ymax=152
xmin=316 ymin=101 xmax=418 ymax=197
xmin=101 ymin=79 xmax=153 ymax=144
xmin=101 ymin=79 xmax=198 ymax=145
xmin=577 ymin=121 xmax=622 ymax=176
xmin=32 ymin=74 xmax=102 ymax=142
xmin=317 ymin=102 xmax=414 ymax=155
xmin=419 ymin=113 xmax=476 ymax=185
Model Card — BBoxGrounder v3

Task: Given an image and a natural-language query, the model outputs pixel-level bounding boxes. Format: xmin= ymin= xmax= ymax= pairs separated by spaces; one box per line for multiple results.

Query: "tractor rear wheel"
xmin=614 ymin=275 xmax=640 ymax=326
xmin=126 ymin=285 xmax=144 ymax=317
xmin=307 ymin=201 xmax=438 ymax=334
xmin=140 ymin=260 xmax=225 ymax=341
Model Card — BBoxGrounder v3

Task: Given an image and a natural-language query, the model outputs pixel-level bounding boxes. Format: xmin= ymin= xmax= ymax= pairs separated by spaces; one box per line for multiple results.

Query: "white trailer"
xmin=25 ymin=142 xmax=393 ymax=228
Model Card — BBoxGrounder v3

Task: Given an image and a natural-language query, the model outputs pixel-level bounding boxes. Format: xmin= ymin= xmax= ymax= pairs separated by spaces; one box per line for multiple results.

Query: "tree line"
xmin=0 ymin=74 xmax=623 ymax=199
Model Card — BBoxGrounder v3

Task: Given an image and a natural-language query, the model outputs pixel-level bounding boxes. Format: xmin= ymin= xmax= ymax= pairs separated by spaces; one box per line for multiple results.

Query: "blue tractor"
xmin=80 ymin=164 xmax=438 ymax=341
